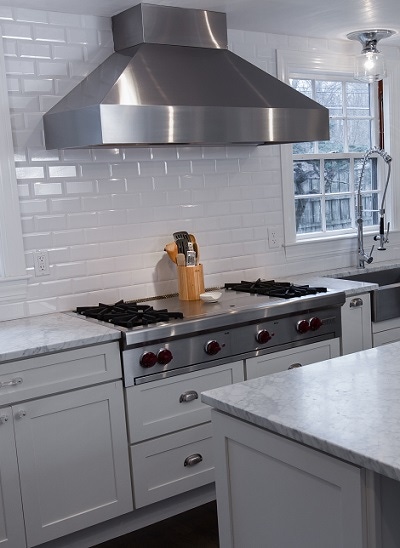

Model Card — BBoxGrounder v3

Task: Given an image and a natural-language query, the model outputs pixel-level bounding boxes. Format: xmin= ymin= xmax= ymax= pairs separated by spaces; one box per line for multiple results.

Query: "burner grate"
xmin=225 ymin=279 xmax=327 ymax=299
xmin=76 ymin=300 xmax=183 ymax=328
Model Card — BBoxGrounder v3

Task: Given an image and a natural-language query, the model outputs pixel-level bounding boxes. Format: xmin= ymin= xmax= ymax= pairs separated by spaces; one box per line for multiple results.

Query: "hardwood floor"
xmin=94 ymin=502 xmax=219 ymax=548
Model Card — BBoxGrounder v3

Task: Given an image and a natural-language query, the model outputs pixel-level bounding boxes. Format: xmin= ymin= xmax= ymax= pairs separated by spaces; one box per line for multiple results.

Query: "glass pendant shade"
xmin=347 ymin=30 xmax=395 ymax=83
xmin=354 ymin=51 xmax=386 ymax=82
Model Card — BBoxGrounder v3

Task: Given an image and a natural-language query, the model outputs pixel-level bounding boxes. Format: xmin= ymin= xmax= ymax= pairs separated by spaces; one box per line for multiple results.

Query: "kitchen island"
xmin=202 ymin=342 xmax=400 ymax=548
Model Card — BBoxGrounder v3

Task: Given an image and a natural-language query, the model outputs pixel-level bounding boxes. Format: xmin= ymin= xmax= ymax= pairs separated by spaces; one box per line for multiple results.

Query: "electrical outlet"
xmin=33 ymin=249 xmax=50 ymax=276
xmin=268 ymin=227 xmax=283 ymax=249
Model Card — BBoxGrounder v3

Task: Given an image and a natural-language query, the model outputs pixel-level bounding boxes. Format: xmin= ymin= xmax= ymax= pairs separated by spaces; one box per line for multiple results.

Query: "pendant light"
xmin=347 ymin=29 xmax=395 ymax=83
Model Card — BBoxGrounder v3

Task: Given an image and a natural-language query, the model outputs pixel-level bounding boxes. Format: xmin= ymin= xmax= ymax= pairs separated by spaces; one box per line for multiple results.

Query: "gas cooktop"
xmin=72 ymin=279 xmax=346 ymax=349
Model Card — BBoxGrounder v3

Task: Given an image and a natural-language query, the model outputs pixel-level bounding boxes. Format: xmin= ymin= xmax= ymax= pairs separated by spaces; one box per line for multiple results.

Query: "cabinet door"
xmin=341 ymin=294 xmax=372 ymax=355
xmin=14 ymin=382 xmax=132 ymax=547
xmin=0 ymin=409 xmax=26 ymax=548
xmin=212 ymin=410 xmax=365 ymax=548
xmin=245 ymin=339 xmax=340 ymax=380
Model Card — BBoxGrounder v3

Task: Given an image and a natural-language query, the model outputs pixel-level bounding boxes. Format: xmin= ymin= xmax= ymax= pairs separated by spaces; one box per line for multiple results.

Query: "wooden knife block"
xmin=177 ymin=264 xmax=205 ymax=301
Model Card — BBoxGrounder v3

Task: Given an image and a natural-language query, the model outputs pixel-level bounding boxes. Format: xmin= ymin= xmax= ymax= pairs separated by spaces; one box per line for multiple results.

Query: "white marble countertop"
xmin=0 ymin=313 xmax=121 ymax=363
xmin=202 ymin=342 xmax=400 ymax=482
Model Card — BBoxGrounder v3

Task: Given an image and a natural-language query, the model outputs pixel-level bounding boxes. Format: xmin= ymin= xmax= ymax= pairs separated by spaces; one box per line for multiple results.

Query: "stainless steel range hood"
xmin=43 ymin=3 xmax=329 ymax=149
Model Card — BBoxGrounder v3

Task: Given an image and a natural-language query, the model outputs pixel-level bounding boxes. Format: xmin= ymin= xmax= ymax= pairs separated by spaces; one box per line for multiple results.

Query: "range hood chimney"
xmin=43 ymin=3 xmax=329 ymax=149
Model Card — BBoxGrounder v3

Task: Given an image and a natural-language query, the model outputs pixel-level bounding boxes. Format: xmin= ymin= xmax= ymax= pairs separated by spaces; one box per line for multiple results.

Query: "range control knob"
xmin=157 ymin=348 xmax=173 ymax=365
xmin=256 ymin=330 xmax=272 ymax=344
xmin=296 ymin=319 xmax=310 ymax=334
xmin=140 ymin=351 xmax=157 ymax=368
xmin=205 ymin=340 xmax=222 ymax=356
xmin=309 ymin=316 xmax=323 ymax=331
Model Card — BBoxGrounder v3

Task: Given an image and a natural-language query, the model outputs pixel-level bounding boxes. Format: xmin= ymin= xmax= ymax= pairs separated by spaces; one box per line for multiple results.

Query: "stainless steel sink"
xmin=339 ymin=268 xmax=400 ymax=322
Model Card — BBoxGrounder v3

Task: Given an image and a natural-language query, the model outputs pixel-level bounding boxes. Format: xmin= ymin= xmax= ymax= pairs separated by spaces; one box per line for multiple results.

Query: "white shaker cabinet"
xmin=341 ymin=293 xmax=372 ymax=355
xmin=0 ymin=343 xmax=133 ymax=548
xmin=0 ymin=409 xmax=26 ymax=548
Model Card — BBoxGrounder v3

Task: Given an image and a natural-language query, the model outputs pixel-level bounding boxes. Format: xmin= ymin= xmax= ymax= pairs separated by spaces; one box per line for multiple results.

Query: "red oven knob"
xmin=309 ymin=316 xmax=323 ymax=331
xmin=296 ymin=319 xmax=310 ymax=334
xmin=157 ymin=348 xmax=173 ymax=365
xmin=256 ymin=330 xmax=272 ymax=344
xmin=140 ymin=351 xmax=157 ymax=368
xmin=205 ymin=340 xmax=221 ymax=356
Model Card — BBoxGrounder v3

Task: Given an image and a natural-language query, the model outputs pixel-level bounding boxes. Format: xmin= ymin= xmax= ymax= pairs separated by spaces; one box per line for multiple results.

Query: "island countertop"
xmin=202 ymin=342 xmax=400 ymax=482
xmin=0 ymin=313 xmax=121 ymax=363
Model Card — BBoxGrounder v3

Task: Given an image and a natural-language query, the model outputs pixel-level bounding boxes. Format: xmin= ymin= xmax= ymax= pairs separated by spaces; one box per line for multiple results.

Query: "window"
xmin=277 ymin=49 xmax=398 ymax=256
xmin=291 ymin=78 xmax=379 ymax=236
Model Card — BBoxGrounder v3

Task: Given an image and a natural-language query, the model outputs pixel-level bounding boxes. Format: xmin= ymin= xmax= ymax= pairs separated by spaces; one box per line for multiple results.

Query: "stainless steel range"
xmin=75 ymin=280 xmax=345 ymax=386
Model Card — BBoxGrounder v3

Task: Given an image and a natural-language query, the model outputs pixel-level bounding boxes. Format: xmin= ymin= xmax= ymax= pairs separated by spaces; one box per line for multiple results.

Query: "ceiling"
xmin=8 ymin=0 xmax=400 ymax=47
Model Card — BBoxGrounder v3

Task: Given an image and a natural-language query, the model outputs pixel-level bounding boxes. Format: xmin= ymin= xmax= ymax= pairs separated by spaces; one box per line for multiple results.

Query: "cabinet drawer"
xmin=245 ymin=339 xmax=340 ymax=380
xmin=0 ymin=343 xmax=121 ymax=405
xmin=130 ymin=423 xmax=214 ymax=508
xmin=125 ymin=361 xmax=244 ymax=443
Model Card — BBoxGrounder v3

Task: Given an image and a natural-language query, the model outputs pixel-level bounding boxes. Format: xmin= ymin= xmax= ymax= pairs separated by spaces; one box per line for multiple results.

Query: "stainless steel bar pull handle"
xmin=184 ymin=454 xmax=203 ymax=467
xmin=288 ymin=362 xmax=303 ymax=369
xmin=0 ymin=377 xmax=23 ymax=389
xmin=350 ymin=297 xmax=363 ymax=308
xmin=179 ymin=390 xmax=198 ymax=403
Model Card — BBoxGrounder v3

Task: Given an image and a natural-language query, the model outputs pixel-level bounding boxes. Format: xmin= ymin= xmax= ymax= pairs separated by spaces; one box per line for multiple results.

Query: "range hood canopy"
xmin=43 ymin=3 xmax=329 ymax=149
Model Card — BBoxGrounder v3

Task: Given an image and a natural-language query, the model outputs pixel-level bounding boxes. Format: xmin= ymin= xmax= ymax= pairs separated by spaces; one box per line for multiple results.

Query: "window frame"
xmin=0 ymin=35 xmax=28 ymax=301
xmin=277 ymin=49 xmax=399 ymax=262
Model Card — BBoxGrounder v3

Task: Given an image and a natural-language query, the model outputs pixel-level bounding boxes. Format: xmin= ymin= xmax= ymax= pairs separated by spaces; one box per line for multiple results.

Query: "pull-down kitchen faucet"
xmin=356 ymin=146 xmax=392 ymax=268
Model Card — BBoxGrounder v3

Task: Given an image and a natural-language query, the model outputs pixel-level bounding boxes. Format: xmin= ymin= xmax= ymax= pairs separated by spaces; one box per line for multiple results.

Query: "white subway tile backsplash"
xmin=33 ymin=25 xmax=66 ymax=43
xmin=48 ymin=165 xmax=77 ymax=178
xmin=34 ymin=182 xmax=62 ymax=195
xmin=50 ymin=197 xmax=81 ymax=213
xmin=14 ymin=8 xmax=48 ymax=24
xmin=80 ymin=163 xmax=110 ymax=179
xmin=70 ymin=243 xmax=100 ymax=261
xmin=98 ymin=209 xmax=127 ymax=226
xmin=139 ymin=160 xmax=166 ymax=177
xmin=2 ymin=21 xmax=33 ymax=40
xmin=52 ymin=44 xmax=84 ymax=61
xmin=23 ymin=231 xmax=52 ymax=250
xmin=23 ymin=77 xmax=53 ymax=93
xmin=48 ymin=11 xmax=82 ymax=27
xmin=67 ymin=211 xmax=98 ymax=229
xmin=5 ymin=57 xmax=35 ymax=74
xmin=16 ymin=165 xmax=44 ymax=178
xmin=52 ymin=229 xmax=84 ymax=247
xmin=35 ymin=214 xmax=66 ymax=231
xmin=65 ymin=180 xmax=94 ymax=194
xmin=37 ymin=60 xmax=68 ymax=77
xmin=19 ymin=42 xmax=51 ymax=58
xmin=66 ymin=27 xmax=99 ymax=46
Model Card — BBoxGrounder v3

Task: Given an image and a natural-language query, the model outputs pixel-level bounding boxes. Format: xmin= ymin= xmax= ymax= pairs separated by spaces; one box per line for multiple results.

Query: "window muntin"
xmin=291 ymin=78 xmax=379 ymax=237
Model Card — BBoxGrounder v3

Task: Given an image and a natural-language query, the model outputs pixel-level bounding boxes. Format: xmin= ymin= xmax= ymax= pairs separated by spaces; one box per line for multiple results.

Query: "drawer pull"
xmin=0 ymin=377 xmax=23 ymax=389
xmin=184 ymin=453 xmax=203 ymax=467
xmin=288 ymin=362 xmax=303 ymax=370
xmin=15 ymin=410 xmax=26 ymax=419
xmin=350 ymin=297 xmax=363 ymax=308
xmin=0 ymin=415 xmax=9 ymax=424
xmin=179 ymin=390 xmax=199 ymax=403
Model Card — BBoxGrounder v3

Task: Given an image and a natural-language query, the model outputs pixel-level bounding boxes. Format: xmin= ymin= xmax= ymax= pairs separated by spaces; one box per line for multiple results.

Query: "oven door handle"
xmin=179 ymin=390 xmax=199 ymax=403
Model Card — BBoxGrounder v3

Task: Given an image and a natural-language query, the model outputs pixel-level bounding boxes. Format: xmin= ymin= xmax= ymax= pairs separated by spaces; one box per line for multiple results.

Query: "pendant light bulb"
xmin=347 ymin=29 xmax=395 ymax=83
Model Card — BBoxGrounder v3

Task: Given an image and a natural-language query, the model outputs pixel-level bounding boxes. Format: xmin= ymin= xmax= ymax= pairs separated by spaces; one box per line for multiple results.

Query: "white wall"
xmin=0 ymin=5 xmax=398 ymax=320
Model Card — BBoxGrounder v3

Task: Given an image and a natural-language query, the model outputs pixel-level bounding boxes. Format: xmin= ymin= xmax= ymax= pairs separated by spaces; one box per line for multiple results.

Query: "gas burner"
xmin=225 ymin=279 xmax=328 ymax=299
xmin=76 ymin=300 xmax=183 ymax=328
